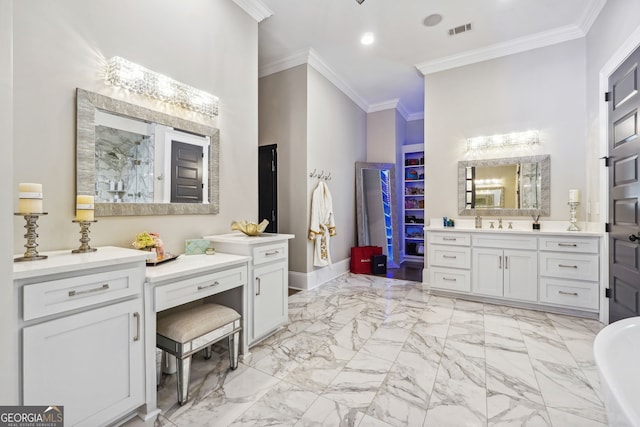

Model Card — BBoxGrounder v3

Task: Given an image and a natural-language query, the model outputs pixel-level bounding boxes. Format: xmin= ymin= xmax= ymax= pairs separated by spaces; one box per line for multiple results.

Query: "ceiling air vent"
xmin=448 ymin=23 xmax=472 ymax=36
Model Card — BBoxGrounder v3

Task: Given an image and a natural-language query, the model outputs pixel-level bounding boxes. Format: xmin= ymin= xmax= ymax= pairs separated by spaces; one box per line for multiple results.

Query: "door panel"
xmin=504 ymin=250 xmax=538 ymax=302
xmin=171 ymin=141 xmax=203 ymax=203
xmin=608 ymin=45 xmax=640 ymax=322
xmin=258 ymin=145 xmax=277 ymax=233
xmin=472 ymin=248 xmax=503 ymax=297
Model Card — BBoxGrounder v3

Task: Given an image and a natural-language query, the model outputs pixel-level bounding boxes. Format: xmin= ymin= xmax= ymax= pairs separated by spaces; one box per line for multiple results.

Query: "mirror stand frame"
xmin=355 ymin=161 xmax=401 ymax=268
xmin=457 ymin=154 xmax=550 ymax=217
xmin=76 ymin=88 xmax=220 ymax=216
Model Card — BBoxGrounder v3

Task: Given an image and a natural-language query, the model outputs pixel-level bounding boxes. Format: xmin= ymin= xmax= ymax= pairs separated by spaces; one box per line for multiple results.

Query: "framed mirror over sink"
xmin=458 ymin=154 xmax=550 ymax=217
xmin=76 ymin=88 xmax=220 ymax=216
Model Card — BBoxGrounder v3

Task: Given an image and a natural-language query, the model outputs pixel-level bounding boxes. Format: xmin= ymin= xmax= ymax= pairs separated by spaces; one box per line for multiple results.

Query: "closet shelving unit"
xmin=402 ymin=144 xmax=425 ymax=261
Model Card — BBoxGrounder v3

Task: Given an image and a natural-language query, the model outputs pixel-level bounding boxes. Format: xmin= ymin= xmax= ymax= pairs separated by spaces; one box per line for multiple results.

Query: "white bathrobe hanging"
xmin=308 ymin=181 xmax=336 ymax=267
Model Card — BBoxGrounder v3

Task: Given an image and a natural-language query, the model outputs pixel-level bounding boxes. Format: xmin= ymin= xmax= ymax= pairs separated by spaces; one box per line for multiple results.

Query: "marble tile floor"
xmin=149 ymin=273 xmax=607 ymax=427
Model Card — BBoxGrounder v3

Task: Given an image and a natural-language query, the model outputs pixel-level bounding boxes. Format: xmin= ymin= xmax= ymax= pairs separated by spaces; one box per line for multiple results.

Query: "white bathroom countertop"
xmin=145 ymin=252 xmax=251 ymax=284
xmin=204 ymin=232 xmax=295 ymax=243
xmin=13 ymin=246 xmax=150 ymax=280
xmin=424 ymin=224 xmax=603 ymax=237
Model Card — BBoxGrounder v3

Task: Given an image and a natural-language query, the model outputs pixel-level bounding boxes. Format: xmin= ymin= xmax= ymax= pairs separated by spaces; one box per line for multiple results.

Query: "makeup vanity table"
xmin=13 ymin=247 xmax=253 ymax=426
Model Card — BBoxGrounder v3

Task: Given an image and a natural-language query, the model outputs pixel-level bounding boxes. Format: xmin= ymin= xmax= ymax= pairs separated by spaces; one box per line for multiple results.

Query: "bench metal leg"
xmin=229 ymin=332 xmax=239 ymax=370
xmin=202 ymin=346 xmax=212 ymax=360
xmin=176 ymin=356 xmax=192 ymax=405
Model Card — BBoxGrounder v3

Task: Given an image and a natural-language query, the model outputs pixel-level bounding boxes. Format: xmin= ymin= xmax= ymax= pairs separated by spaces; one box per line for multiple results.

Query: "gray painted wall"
xmin=424 ymin=39 xmax=588 ymax=221
xmin=12 ymin=0 xmax=259 ymax=256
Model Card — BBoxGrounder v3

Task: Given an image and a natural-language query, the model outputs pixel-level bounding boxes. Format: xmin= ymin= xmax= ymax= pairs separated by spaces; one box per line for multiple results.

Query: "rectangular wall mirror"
xmin=458 ymin=154 xmax=550 ymax=216
xmin=77 ymin=88 xmax=220 ymax=216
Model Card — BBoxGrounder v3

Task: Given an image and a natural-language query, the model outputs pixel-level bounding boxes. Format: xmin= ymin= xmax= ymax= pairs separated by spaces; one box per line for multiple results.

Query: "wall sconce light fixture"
xmin=466 ymin=130 xmax=539 ymax=152
xmin=104 ymin=56 xmax=219 ymax=117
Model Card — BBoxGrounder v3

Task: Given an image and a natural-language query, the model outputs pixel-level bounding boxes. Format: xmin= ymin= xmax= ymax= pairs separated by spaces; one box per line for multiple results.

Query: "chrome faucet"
xmin=498 ymin=217 xmax=503 ymax=229
xmin=475 ymin=214 xmax=482 ymax=229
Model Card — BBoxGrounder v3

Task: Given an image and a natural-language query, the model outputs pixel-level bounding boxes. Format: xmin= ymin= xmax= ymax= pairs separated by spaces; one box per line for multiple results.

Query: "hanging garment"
xmin=308 ymin=181 xmax=336 ymax=266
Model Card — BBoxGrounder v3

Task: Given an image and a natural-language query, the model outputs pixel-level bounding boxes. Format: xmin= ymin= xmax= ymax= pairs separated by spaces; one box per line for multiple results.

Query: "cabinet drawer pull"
xmin=558 ymin=243 xmax=578 ymax=247
xmin=442 ymin=255 xmax=457 ymax=259
xmin=442 ymin=237 xmax=457 ymax=241
xmin=133 ymin=312 xmax=141 ymax=341
xmin=256 ymin=277 xmax=261 ymax=296
xmin=558 ymin=291 xmax=579 ymax=296
xmin=265 ymin=250 xmax=280 ymax=256
xmin=498 ymin=256 xmax=502 ymax=269
xmin=558 ymin=264 xmax=578 ymax=269
xmin=68 ymin=283 xmax=109 ymax=297
xmin=442 ymin=277 xmax=457 ymax=282
xmin=505 ymin=256 xmax=508 ymax=270
xmin=197 ymin=281 xmax=220 ymax=291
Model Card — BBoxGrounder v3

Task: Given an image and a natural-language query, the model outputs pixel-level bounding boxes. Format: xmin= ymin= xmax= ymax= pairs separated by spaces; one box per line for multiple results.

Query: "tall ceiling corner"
xmin=232 ymin=0 xmax=273 ymax=23
xmin=578 ymin=0 xmax=607 ymax=34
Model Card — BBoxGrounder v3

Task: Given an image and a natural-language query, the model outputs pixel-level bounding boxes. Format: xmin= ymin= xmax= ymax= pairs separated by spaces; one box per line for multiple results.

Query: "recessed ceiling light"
xmin=361 ymin=32 xmax=375 ymax=45
xmin=423 ymin=14 xmax=443 ymax=27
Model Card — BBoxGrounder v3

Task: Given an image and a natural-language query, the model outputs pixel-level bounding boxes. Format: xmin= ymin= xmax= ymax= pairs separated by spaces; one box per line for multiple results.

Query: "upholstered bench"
xmin=156 ymin=303 xmax=241 ymax=405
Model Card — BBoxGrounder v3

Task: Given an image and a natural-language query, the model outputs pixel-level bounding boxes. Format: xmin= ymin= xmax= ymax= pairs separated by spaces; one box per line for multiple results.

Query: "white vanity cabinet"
xmin=538 ymin=236 xmax=600 ymax=310
xmin=204 ymin=233 xmax=294 ymax=346
xmin=472 ymin=235 xmax=538 ymax=302
xmin=14 ymin=247 xmax=149 ymax=427
xmin=426 ymin=228 xmax=603 ymax=317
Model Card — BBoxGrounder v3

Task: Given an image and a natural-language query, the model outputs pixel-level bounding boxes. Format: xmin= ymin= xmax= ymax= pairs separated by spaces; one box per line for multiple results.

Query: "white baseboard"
xmin=288 ymin=258 xmax=350 ymax=291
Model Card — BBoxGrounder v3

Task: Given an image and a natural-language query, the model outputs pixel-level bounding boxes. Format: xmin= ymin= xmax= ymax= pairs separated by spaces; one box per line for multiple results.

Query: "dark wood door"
xmin=171 ymin=140 xmax=203 ymax=203
xmin=258 ymin=145 xmax=277 ymax=233
xmin=608 ymin=45 xmax=640 ymax=322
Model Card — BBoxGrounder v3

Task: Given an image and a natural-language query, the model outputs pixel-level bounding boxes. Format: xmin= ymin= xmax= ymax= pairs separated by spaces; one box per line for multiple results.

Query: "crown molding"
xmin=368 ymin=99 xmax=399 ymax=113
xmin=260 ymin=48 xmax=369 ymax=112
xmin=231 ymin=0 xmax=273 ymax=22
xmin=579 ymin=0 xmax=607 ymax=34
xmin=407 ymin=111 xmax=424 ymax=121
xmin=261 ymin=51 xmax=422 ymax=119
xmin=416 ymin=24 xmax=585 ymax=75
xmin=259 ymin=49 xmax=311 ymax=78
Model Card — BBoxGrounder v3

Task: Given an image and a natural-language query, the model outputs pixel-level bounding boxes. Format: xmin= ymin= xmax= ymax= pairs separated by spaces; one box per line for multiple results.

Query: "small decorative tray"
xmin=146 ymin=254 xmax=180 ymax=266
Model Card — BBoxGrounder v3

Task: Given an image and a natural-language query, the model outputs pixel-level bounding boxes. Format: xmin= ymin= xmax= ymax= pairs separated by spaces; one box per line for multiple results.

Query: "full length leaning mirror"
xmin=355 ymin=162 xmax=400 ymax=268
xmin=76 ymin=88 xmax=219 ymax=216
xmin=458 ymin=154 xmax=550 ymax=216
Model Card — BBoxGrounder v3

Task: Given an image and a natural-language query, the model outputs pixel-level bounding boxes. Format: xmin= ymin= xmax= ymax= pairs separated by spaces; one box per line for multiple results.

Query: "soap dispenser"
xmin=475 ymin=214 xmax=482 ymax=229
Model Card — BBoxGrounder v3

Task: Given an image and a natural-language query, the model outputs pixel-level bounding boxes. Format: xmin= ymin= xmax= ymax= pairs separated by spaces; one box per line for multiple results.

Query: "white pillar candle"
xmin=569 ymin=189 xmax=580 ymax=203
xmin=76 ymin=195 xmax=95 ymax=221
xmin=18 ymin=183 xmax=43 ymax=213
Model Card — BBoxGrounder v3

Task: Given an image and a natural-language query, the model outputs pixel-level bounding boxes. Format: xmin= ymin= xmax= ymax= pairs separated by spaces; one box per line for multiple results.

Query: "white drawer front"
xmin=539 ymin=277 xmax=599 ymax=310
xmin=539 ymin=253 xmax=599 ymax=281
xmin=428 ymin=245 xmax=471 ymax=269
xmin=539 ymin=237 xmax=599 ymax=254
xmin=428 ymin=232 xmax=471 ymax=247
xmin=155 ymin=266 xmax=247 ymax=312
xmin=23 ymin=267 xmax=142 ymax=321
xmin=430 ymin=267 xmax=471 ymax=292
xmin=472 ymin=234 xmax=537 ymax=250
xmin=252 ymin=243 xmax=287 ymax=266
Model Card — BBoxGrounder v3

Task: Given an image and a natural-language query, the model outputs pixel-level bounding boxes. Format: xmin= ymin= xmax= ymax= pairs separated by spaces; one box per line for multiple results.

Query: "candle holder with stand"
xmin=14 ymin=212 xmax=48 ymax=262
xmin=567 ymin=202 xmax=580 ymax=231
xmin=72 ymin=220 xmax=98 ymax=253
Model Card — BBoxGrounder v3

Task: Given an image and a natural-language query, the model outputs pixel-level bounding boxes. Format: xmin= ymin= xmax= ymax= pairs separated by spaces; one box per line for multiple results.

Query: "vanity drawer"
xmin=155 ymin=266 xmax=246 ymax=312
xmin=428 ymin=245 xmax=471 ymax=269
xmin=539 ymin=252 xmax=599 ymax=281
xmin=23 ymin=267 xmax=142 ymax=321
xmin=252 ymin=243 xmax=287 ymax=266
xmin=539 ymin=277 xmax=599 ymax=310
xmin=429 ymin=232 xmax=471 ymax=247
xmin=539 ymin=237 xmax=599 ymax=254
xmin=430 ymin=267 xmax=471 ymax=292
xmin=472 ymin=235 xmax=537 ymax=250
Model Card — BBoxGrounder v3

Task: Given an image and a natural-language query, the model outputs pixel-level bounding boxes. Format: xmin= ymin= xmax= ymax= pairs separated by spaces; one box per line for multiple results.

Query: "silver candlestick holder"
xmin=14 ymin=212 xmax=48 ymax=262
xmin=71 ymin=220 xmax=98 ymax=253
xmin=567 ymin=202 xmax=580 ymax=231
